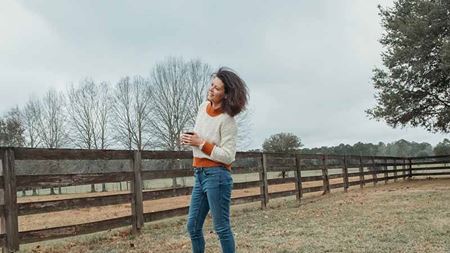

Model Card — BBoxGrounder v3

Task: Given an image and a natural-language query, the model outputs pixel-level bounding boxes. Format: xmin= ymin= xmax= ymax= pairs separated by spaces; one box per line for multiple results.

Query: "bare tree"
xmin=112 ymin=77 xmax=133 ymax=150
xmin=67 ymin=79 xmax=98 ymax=150
xmin=37 ymin=89 xmax=69 ymax=194
xmin=37 ymin=89 xmax=69 ymax=149
xmin=67 ymin=79 xmax=113 ymax=149
xmin=112 ymin=76 xmax=153 ymax=192
xmin=96 ymin=81 xmax=113 ymax=150
xmin=21 ymin=96 xmax=43 ymax=148
xmin=67 ymin=79 xmax=113 ymax=192
xmin=112 ymin=76 xmax=153 ymax=151
xmin=185 ymin=59 xmax=213 ymax=128
xmin=150 ymin=58 xmax=212 ymax=187
xmin=96 ymin=82 xmax=113 ymax=192
xmin=150 ymin=58 xmax=212 ymax=151
xmin=20 ymin=98 xmax=44 ymax=195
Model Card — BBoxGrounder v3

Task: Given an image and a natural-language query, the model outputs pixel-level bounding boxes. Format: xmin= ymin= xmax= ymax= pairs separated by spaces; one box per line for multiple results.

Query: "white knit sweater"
xmin=192 ymin=101 xmax=237 ymax=167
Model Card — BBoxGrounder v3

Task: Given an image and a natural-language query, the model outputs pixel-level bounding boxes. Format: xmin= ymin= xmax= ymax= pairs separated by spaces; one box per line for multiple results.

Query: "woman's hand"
xmin=181 ymin=132 xmax=204 ymax=147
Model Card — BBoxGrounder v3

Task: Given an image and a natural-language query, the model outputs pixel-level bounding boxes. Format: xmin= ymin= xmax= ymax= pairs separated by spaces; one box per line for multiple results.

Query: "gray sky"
xmin=1 ymin=0 xmax=448 ymax=149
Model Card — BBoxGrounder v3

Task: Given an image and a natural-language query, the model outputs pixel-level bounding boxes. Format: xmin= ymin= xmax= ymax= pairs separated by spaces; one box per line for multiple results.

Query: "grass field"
xmin=20 ymin=178 xmax=450 ymax=253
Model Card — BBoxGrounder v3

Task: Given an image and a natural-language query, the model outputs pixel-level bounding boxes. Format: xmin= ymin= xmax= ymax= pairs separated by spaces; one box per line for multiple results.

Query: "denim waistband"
xmin=194 ymin=166 xmax=227 ymax=172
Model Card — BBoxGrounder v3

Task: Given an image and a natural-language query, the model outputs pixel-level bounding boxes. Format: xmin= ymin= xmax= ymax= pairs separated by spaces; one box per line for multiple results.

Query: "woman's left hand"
xmin=181 ymin=132 xmax=204 ymax=147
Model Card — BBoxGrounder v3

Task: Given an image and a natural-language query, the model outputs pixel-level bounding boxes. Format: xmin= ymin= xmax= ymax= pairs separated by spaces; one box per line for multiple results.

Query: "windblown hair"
xmin=213 ymin=67 xmax=249 ymax=117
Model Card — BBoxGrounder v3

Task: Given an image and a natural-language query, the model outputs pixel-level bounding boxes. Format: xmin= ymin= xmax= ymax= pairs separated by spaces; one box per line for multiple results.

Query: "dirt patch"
xmin=19 ymin=178 xmax=328 ymax=231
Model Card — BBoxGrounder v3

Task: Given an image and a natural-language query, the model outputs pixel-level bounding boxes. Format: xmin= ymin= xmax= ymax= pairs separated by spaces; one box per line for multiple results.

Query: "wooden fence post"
xmin=2 ymin=148 xmax=19 ymax=252
xmin=358 ymin=156 xmax=365 ymax=188
xmin=402 ymin=159 xmax=406 ymax=180
xmin=371 ymin=157 xmax=378 ymax=186
xmin=259 ymin=153 xmax=269 ymax=209
xmin=342 ymin=156 xmax=349 ymax=192
xmin=321 ymin=155 xmax=330 ymax=194
xmin=408 ymin=158 xmax=413 ymax=180
xmin=0 ymin=187 xmax=5 ymax=252
xmin=131 ymin=150 xmax=144 ymax=234
xmin=294 ymin=154 xmax=303 ymax=202
xmin=384 ymin=158 xmax=388 ymax=184
xmin=0 ymin=148 xmax=5 ymax=253
xmin=393 ymin=159 xmax=398 ymax=182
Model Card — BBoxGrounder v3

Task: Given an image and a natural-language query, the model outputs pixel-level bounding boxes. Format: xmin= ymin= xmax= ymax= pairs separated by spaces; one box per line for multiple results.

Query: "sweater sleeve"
xmin=201 ymin=117 xmax=237 ymax=164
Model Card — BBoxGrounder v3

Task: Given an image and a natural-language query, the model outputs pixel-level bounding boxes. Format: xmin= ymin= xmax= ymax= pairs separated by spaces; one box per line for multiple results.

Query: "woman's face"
xmin=207 ymin=77 xmax=226 ymax=104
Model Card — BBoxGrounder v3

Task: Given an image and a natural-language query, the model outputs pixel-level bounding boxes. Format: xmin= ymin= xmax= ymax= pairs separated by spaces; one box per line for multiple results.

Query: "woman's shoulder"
xmin=222 ymin=113 xmax=236 ymax=125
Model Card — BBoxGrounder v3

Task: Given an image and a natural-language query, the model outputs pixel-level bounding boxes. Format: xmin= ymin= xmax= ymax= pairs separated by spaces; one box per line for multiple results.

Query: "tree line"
xmin=0 ymin=57 xmax=252 ymax=152
xmin=261 ymin=132 xmax=450 ymax=157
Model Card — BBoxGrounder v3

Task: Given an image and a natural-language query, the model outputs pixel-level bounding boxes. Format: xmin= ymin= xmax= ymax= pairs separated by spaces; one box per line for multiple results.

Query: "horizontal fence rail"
xmin=0 ymin=147 xmax=449 ymax=252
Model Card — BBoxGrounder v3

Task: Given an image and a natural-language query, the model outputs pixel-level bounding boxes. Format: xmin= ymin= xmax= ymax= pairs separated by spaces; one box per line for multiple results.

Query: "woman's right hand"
xmin=181 ymin=132 xmax=204 ymax=147
xmin=180 ymin=134 xmax=186 ymax=145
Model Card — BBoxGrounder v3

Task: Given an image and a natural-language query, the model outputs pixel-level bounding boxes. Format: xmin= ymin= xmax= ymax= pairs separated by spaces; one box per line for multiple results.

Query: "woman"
xmin=181 ymin=67 xmax=248 ymax=253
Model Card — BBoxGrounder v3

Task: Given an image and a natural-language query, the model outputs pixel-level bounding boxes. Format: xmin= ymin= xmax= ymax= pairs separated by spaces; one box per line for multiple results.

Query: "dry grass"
xmin=20 ymin=178 xmax=450 ymax=253
xmin=18 ymin=179 xmax=324 ymax=231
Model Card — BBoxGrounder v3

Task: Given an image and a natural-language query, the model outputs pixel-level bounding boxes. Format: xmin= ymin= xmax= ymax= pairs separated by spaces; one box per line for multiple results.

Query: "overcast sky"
xmin=1 ymin=0 xmax=448 ymax=150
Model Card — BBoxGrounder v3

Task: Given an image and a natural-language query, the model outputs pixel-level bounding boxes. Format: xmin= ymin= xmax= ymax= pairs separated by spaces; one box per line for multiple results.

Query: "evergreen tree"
xmin=368 ymin=0 xmax=450 ymax=133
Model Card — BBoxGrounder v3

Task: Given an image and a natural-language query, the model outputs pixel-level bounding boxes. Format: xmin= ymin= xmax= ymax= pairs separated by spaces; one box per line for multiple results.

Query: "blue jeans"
xmin=187 ymin=167 xmax=235 ymax=253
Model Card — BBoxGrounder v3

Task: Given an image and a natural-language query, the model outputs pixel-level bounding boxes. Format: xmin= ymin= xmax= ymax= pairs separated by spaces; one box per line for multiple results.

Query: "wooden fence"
xmin=0 ymin=147 xmax=449 ymax=252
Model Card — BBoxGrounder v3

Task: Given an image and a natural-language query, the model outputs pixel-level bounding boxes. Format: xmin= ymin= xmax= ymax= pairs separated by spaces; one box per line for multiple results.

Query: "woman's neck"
xmin=211 ymin=101 xmax=222 ymax=110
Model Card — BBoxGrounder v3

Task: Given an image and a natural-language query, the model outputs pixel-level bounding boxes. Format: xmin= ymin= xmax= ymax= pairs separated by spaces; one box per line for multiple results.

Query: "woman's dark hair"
xmin=213 ymin=67 xmax=249 ymax=117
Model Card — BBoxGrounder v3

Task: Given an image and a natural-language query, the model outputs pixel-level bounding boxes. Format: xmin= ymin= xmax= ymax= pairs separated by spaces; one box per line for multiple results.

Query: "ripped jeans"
xmin=187 ymin=167 xmax=235 ymax=253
